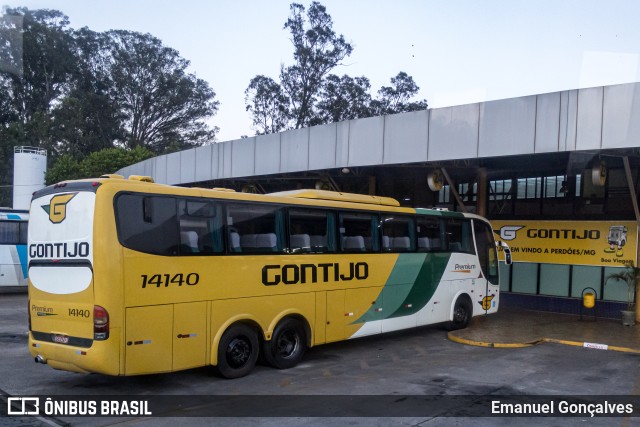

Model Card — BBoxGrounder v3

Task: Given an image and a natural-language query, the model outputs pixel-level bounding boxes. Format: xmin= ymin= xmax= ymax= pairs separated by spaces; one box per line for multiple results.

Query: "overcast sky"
xmin=4 ymin=0 xmax=640 ymax=142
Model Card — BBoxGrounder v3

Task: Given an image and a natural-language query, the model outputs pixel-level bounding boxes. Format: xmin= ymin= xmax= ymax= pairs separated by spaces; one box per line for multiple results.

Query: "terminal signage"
xmin=491 ymin=220 xmax=638 ymax=267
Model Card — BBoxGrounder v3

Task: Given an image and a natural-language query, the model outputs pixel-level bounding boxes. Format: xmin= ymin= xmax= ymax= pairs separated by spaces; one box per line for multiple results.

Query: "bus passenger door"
xmin=172 ymin=302 xmax=207 ymax=371
xmin=473 ymin=220 xmax=500 ymax=314
xmin=125 ymin=305 xmax=173 ymax=375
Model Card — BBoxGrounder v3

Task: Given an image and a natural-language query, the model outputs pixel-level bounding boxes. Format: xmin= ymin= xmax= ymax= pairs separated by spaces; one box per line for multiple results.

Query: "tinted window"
xmin=289 ymin=209 xmax=336 ymax=253
xmin=416 ymin=217 xmax=444 ymax=251
xmin=474 ymin=220 xmax=499 ymax=284
xmin=178 ymin=199 xmax=223 ymax=255
xmin=381 ymin=215 xmax=415 ymax=252
xmin=226 ymin=204 xmax=285 ymax=253
xmin=0 ymin=221 xmax=24 ymax=244
xmin=445 ymin=218 xmax=473 ymax=253
xmin=339 ymin=212 xmax=378 ymax=252
xmin=116 ymin=194 xmax=179 ymax=255
xmin=19 ymin=222 xmax=27 ymax=244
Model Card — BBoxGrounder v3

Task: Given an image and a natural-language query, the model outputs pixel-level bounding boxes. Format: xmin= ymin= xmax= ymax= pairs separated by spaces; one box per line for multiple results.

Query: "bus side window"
xmin=116 ymin=194 xmax=180 ymax=256
xmin=339 ymin=212 xmax=378 ymax=252
xmin=381 ymin=215 xmax=415 ymax=252
xmin=445 ymin=218 xmax=473 ymax=253
xmin=226 ymin=204 xmax=285 ymax=254
xmin=19 ymin=222 xmax=28 ymax=244
xmin=288 ymin=209 xmax=335 ymax=253
xmin=416 ymin=217 xmax=443 ymax=251
xmin=178 ymin=199 xmax=223 ymax=255
xmin=0 ymin=221 xmax=20 ymax=244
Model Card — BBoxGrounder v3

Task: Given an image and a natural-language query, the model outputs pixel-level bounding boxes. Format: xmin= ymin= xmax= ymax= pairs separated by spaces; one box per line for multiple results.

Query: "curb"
xmin=541 ymin=337 xmax=640 ymax=355
xmin=448 ymin=332 xmax=640 ymax=354
xmin=447 ymin=332 xmax=541 ymax=348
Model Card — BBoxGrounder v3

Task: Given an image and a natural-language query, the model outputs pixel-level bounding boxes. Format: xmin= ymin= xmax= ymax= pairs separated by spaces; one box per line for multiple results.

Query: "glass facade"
xmin=436 ymin=161 xmax=638 ymax=304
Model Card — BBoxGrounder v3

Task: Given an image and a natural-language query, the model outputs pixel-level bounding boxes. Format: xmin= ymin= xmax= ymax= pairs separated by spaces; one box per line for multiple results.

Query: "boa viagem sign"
xmin=491 ymin=220 xmax=637 ymax=267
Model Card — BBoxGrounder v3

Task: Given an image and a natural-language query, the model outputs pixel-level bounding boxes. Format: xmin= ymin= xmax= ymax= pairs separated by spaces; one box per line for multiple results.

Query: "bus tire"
xmin=448 ymin=296 xmax=472 ymax=331
xmin=216 ymin=324 xmax=259 ymax=379
xmin=263 ymin=318 xmax=306 ymax=369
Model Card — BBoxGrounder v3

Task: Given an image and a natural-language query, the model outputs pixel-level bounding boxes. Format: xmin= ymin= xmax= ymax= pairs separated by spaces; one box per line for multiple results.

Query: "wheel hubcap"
xmin=276 ymin=330 xmax=299 ymax=359
xmin=226 ymin=337 xmax=251 ymax=368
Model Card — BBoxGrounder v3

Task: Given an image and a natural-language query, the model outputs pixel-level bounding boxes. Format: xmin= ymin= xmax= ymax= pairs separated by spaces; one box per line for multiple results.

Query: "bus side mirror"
xmin=496 ymin=241 xmax=512 ymax=265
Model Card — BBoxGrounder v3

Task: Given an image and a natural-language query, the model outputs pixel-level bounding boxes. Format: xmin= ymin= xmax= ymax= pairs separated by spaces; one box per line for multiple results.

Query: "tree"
xmin=1 ymin=8 xmax=75 ymax=125
xmin=245 ymin=3 xmax=429 ymax=134
xmin=0 ymin=7 xmax=222 ymax=197
xmin=45 ymin=146 xmax=153 ymax=185
xmin=371 ymin=72 xmax=428 ymax=115
xmin=107 ymin=30 xmax=219 ymax=152
xmin=49 ymin=27 xmax=124 ymax=158
xmin=44 ymin=153 xmax=80 ymax=185
xmin=79 ymin=146 xmax=154 ymax=178
xmin=280 ymin=1 xmax=353 ymax=129
xmin=244 ymin=75 xmax=290 ymax=135
xmin=314 ymin=74 xmax=372 ymax=124
xmin=0 ymin=7 xmax=76 ymax=172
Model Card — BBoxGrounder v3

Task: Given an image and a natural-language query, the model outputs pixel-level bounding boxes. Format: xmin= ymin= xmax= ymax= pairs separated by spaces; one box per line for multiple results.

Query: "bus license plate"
xmin=52 ymin=334 xmax=69 ymax=344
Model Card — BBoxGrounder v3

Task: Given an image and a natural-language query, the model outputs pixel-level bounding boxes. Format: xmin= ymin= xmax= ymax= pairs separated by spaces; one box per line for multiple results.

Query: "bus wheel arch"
xmin=215 ymin=322 xmax=261 ymax=379
xmin=262 ymin=316 xmax=308 ymax=370
xmin=448 ymin=294 xmax=473 ymax=331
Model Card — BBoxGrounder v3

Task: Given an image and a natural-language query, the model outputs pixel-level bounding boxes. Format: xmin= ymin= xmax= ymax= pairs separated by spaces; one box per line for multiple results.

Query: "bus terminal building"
xmin=118 ymin=82 xmax=640 ymax=318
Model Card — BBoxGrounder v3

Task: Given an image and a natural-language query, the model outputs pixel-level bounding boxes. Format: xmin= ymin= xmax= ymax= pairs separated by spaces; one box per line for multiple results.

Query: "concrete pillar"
xmin=476 ymin=168 xmax=488 ymax=217
xmin=368 ymin=176 xmax=376 ymax=195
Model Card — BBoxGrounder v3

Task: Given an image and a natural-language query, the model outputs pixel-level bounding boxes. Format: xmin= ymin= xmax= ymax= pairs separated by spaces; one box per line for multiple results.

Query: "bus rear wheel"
xmin=217 ymin=324 xmax=259 ymax=379
xmin=263 ymin=318 xmax=306 ymax=369
xmin=448 ymin=296 xmax=472 ymax=330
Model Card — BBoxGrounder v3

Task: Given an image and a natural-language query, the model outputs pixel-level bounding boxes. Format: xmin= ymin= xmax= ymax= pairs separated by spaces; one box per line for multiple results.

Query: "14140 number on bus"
xmin=140 ymin=273 xmax=200 ymax=288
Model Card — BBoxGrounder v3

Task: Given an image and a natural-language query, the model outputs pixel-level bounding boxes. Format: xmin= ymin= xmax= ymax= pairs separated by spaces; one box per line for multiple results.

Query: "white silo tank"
xmin=13 ymin=146 xmax=47 ymax=210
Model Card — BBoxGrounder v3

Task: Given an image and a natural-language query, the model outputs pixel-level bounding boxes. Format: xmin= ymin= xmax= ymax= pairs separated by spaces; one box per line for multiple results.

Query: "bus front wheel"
xmin=448 ymin=296 xmax=472 ymax=330
xmin=263 ymin=318 xmax=307 ymax=369
xmin=217 ymin=324 xmax=259 ymax=379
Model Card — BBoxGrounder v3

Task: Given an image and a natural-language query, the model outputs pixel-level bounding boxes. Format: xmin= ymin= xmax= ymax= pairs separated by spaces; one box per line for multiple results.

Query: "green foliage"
xmin=45 ymin=147 xmax=154 ymax=185
xmin=44 ymin=154 xmax=80 ymax=185
xmin=106 ymin=30 xmax=219 ymax=151
xmin=245 ymin=2 xmax=429 ymax=134
xmin=605 ymin=263 xmax=640 ymax=311
xmin=281 ymin=1 xmax=353 ymax=129
xmin=245 ymin=75 xmax=290 ymax=135
xmin=0 ymin=8 xmax=219 ymax=155
xmin=314 ymin=74 xmax=373 ymax=124
xmin=371 ymin=72 xmax=428 ymax=115
xmin=0 ymin=7 xmax=219 ymax=197
xmin=79 ymin=146 xmax=154 ymax=178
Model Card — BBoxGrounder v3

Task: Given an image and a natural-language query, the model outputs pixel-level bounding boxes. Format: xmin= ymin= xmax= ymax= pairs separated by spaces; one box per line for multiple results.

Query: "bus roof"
xmin=268 ymin=189 xmax=400 ymax=207
xmin=38 ymin=177 xmax=491 ymax=220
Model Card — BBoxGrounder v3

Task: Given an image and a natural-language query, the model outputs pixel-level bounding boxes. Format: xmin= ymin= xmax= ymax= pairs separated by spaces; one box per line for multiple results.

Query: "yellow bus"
xmin=28 ymin=176 xmax=509 ymax=378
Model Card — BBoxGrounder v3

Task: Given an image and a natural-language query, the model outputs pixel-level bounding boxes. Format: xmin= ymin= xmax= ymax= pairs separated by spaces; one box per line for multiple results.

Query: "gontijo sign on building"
xmin=491 ymin=220 xmax=638 ymax=267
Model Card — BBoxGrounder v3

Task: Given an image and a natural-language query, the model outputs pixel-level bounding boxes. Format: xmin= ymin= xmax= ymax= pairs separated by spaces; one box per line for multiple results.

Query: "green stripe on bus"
xmin=389 ymin=252 xmax=450 ymax=318
xmin=353 ymin=252 xmax=451 ymax=323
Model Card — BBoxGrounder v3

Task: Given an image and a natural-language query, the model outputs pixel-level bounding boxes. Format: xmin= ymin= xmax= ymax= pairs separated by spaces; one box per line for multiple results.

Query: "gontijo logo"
xmin=480 ymin=295 xmax=495 ymax=310
xmin=41 ymin=193 xmax=77 ymax=224
xmin=497 ymin=225 xmax=524 ymax=241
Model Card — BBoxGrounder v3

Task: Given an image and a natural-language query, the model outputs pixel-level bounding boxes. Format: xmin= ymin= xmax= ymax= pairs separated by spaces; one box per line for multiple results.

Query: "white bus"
xmin=0 ymin=209 xmax=29 ymax=288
